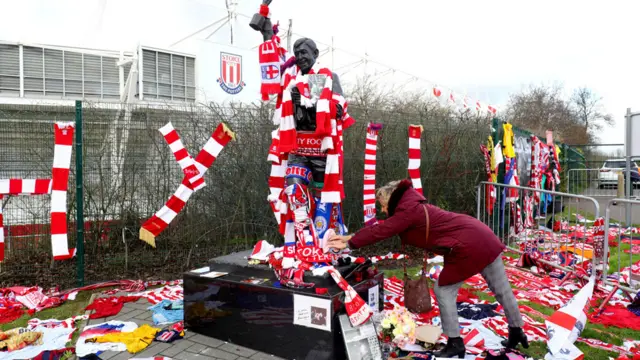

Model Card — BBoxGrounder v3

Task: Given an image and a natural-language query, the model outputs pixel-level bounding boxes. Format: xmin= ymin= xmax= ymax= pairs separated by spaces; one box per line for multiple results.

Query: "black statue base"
xmin=184 ymin=250 xmax=384 ymax=360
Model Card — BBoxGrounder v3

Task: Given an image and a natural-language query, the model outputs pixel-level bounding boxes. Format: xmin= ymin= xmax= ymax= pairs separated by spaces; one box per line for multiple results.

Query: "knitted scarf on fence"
xmin=407 ymin=125 xmax=424 ymax=195
xmin=480 ymin=144 xmax=496 ymax=215
xmin=529 ymin=135 xmax=543 ymax=203
xmin=0 ymin=122 xmax=75 ymax=261
xmin=363 ymin=123 xmax=382 ymax=226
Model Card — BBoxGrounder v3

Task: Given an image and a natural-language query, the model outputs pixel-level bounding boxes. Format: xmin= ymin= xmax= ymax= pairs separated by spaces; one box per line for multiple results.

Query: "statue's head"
xmin=293 ymin=38 xmax=319 ymax=74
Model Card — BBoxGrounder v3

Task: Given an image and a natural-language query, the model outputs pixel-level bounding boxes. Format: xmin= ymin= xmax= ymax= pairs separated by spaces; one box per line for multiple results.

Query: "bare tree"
xmin=571 ymin=87 xmax=615 ymax=142
xmin=505 ymin=84 xmax=587 ymax=144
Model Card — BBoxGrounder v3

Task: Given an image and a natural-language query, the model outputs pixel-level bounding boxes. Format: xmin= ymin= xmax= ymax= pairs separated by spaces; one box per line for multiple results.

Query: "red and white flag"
xmin=544 ymin=276 xmax=595 ymax=359
xmin=433 ymin=86 xmax=442 ymax=98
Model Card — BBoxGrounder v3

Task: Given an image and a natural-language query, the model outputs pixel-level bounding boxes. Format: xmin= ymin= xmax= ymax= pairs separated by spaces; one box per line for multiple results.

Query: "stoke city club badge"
xmin=217 ymin=52 xmax=246 ymax=95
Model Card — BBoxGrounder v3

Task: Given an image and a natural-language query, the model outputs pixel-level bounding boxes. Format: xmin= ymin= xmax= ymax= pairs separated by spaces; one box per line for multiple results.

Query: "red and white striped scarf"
xmin=258 ymin=36 xmax=287 ymax=101
xmin=275 ymin=63 xmax=335 ymax=153
xmin=328 ymin=267 xmax=372 ymax=326
xmin=364 ymin=123 xmax=382 ymax=226
xmin=408 ymin=125 xmax=423 ymax=195
xmin=0 ymin=123 xmax=75 ymax=261
xmin=140 ymin=123 xmax=234 ymax=246
xmin=159 ymin=122 xmax=205 ymax=191
xmin=268 ymin=63 xmax=354 ymax=227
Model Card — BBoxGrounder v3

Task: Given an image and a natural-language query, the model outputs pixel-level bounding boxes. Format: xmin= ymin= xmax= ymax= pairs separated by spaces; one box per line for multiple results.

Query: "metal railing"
xmin=477 ymin=182 xmax=600 ymax=278
xmin=602 ymin=198 xmax=640 ymax=294
xmin=567 ymin=167 xmax=639 ymax=200
xmin=566 ymin=168 xmax=625 ymax=198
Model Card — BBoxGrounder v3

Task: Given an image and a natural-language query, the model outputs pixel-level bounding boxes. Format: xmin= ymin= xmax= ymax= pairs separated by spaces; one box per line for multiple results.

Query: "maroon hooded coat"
xmin=348 ymin=179 xmax=506 ymax=286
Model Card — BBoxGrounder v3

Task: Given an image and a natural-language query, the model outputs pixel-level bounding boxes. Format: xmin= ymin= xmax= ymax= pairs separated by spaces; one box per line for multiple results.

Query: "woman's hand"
xmin=327 ymin=235 xmax=352 ymax=250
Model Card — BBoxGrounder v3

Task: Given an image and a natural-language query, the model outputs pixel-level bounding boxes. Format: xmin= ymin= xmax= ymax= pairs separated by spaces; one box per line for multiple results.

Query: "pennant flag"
xmin=544 ymin=276 xmax=595 ymax=359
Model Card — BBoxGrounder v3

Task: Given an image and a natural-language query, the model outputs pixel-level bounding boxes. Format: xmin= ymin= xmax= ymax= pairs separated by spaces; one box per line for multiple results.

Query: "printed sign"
xmin=217 ymin=52 xmax=245 ymax=95
xmin=293 ymin=294 xmax=331 ymax=332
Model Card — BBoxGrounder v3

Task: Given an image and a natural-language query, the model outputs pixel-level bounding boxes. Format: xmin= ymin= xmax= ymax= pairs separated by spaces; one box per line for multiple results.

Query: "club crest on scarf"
xmin=218 ymin=52 xmax=246 ymax=95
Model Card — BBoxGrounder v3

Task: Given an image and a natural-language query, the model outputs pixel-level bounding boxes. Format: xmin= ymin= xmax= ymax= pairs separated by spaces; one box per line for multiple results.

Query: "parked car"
xmin=598 ymin=159 xmax=640 ymax=188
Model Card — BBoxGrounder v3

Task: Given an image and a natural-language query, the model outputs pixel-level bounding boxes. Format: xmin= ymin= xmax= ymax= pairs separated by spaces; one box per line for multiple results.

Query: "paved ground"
xmin=83 ymin=294 xmax=285 ymax=360
xmin=569 ymin=189 xmax=640 ymax=225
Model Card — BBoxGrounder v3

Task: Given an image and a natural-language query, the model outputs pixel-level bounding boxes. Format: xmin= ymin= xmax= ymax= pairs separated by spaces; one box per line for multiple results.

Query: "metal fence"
xmin=602 ymin=199 xmax=640 ymax=294
xmin=566 ymin=168 xmax=627 ymax=198
xmin=477 ymin=181 xmax=640 ymax=306
xmin=477 ymin=182 xmax=600 ymax=276
xmin=0 ymin=100 xmax=489 ymax=288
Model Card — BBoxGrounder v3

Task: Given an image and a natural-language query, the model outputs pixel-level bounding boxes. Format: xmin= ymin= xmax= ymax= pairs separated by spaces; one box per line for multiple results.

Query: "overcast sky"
xmin=2 ymin=0 xmax=639 ymax=145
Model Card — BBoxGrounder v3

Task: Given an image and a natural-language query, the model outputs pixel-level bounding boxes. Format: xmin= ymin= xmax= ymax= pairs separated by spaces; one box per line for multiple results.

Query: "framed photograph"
xmin=293 ymin=294 xmax=332 ymax=332
xmin=339 ymin=314 xmax=382 ymax=360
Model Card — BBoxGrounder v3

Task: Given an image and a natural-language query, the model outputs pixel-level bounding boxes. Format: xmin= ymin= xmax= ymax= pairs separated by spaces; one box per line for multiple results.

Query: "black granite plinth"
xmin=184 ymin=250 xmax=384 ymax=360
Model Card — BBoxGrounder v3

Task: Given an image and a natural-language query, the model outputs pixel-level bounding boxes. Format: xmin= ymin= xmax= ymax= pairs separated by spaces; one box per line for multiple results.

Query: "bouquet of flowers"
xmin=378 ymin=305 xmax=417 ymax=348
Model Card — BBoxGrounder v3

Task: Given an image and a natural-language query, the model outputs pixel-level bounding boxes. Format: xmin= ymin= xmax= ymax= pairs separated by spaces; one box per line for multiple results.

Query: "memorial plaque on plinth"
xmin=184 ymin=250 xmax=384 ymax=360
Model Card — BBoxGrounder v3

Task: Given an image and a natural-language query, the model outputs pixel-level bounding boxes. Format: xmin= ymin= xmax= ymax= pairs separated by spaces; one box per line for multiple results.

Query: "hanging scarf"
xmin=480 ymin=145 xmax=496 ymax=215
xmin=364 ymin=123 xmax=382 ymax=226
xmin=408 ymin=125 xmax=424 ymax=195
xmin=487 ymin=136 xmax=498 ymax=183
xmin=258 ymin=35 xmax=288 ymax=101
xmin=529 ymin=135 xmax=543 ymax=204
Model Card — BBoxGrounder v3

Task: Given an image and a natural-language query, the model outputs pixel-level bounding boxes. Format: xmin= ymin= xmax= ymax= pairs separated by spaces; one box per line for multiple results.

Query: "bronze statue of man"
xmin=250 ymin=0 xmax=354 ymax=274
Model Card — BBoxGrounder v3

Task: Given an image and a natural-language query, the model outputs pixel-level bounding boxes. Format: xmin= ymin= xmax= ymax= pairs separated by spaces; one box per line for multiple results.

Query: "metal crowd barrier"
xmin=567 ymin=168 xmax=624 ymax=198
xmin=602 ymin=198 xmax=640 ymax=296
xmin=476 ymin=181 xmax=600 ymax=280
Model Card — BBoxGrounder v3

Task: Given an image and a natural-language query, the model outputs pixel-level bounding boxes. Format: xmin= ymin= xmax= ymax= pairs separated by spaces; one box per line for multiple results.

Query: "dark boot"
xmin=501 ymin=326 xmax=529 ymax=349
xmin=432 ymin=336 xmax=465 ymax=358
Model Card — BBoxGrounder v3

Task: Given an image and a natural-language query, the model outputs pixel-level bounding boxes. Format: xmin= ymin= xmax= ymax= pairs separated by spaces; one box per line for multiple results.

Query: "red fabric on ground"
xmin=457 ymin=287 xmax=480 ymax=303
xmin=589 ymin=305 xmax=640 ymax=331
xmin=0 ymin=307 xmax=24 ymax=324
xmin=85 ymin=296 xmax=141 ymax=319
xmin=33 ymin=347 xmax=75 ymax=360
xmin=624 ymin=245 xmax=640 ymax=254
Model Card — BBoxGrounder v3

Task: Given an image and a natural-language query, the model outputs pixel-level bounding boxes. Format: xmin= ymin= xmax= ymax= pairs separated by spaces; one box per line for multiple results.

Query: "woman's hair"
xmin=376 ymin=180 xmax=401 ymax=207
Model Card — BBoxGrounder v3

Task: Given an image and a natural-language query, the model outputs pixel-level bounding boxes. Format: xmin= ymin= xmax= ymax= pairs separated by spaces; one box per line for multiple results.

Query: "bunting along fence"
xmin=0 ymin=101 xmax=489 ymax=288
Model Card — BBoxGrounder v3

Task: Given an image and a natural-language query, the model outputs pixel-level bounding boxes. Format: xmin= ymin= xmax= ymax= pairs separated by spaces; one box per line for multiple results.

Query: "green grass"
xmin=537 ymin=208 xmax=640 ymax=273
xmin=380 ymin=265 xmax=640 ymax=359
xmin=608 ymin=241 xmax=640 ymax=274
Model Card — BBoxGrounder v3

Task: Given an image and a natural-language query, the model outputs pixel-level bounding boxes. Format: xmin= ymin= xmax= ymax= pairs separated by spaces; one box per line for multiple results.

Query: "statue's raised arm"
xmin=249 ymin=0 xmax=274 ymax=42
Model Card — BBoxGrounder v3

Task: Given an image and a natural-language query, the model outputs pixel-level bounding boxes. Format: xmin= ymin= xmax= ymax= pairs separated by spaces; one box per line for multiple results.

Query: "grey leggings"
xmin=433 ymin=255 xmax=524 ymax=337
